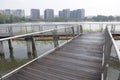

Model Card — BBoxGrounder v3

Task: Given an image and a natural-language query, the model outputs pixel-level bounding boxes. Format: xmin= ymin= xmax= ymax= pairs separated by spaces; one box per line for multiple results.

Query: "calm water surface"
xmin=0 ymin=39 xmax=66 ymax=76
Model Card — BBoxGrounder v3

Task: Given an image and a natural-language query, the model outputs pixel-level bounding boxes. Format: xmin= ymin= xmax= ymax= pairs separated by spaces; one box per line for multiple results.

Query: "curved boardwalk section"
xmin=5 ymin=32 xmax=104 ymax=80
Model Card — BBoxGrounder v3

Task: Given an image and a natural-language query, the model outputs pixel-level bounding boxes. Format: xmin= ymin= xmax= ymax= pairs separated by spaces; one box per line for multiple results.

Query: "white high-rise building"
xmin=59 ymin=9 xmax=70 ymax=19
xmin=14 ymin=9 xmax=25 ymax=18
xmin=31 ymin=9 xmax=40 ymax=20
xmin=44 ymin=9 xmax=54 ymax=20
xmin=4 ymin=9 xmax=13 ymax=16
xmin=59 ymin=9 xmax=85 ymax=20
xmin=80 ymin=9 xmax=85 ymax=19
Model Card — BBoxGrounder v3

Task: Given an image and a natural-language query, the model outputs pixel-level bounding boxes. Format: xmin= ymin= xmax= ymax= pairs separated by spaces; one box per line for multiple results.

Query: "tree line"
xmin=0 ymin=14 xmax=31 ymax=24
xmin=86 ymin=15 xmax=120 ymax=22
xmin=0 ymin=14 xmax=120 ymax=24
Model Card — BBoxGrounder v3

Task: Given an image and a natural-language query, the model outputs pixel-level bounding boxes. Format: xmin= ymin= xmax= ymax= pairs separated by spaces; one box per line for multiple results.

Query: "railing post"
xmin=0 ymin=41 xmax=4 ymax=55
xmin=90 ymin=24 xmax=91 ymax=32
xmin=8 ymin=39 xmax=13 ymax=57
xmin=113 ymin=24 xmax=116 ymax=33
xmin=39 ymin=25 xmax=43 ymax=31
xmin=25 ymin=26 xmax=27 ymax=33
xmin=8 ymin=26 xmax=13 ymax=36
xmin=71 ymin=27 xmax=75 ymax=37
xmin=77 ymin=25 xmax=80 ymax=35
xmin=99 ymin=24 xmax=103 ymax=32
xmin=52 ymin=29 xmax=59 ymax=48
xmin=80 ymin=25 xmax=83 ymax=34
xmin=25 ymin=37 xmax=33 ymax=58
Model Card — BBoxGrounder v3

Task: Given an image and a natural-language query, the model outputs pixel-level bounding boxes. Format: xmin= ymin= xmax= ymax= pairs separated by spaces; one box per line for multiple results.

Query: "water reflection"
xmin=0 ymin=39 xmax=66 ymax=76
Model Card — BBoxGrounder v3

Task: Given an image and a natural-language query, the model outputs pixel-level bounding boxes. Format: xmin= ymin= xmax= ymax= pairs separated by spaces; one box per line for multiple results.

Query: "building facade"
xmin=59 ymin=9 xmax=85 ymax=20
xmin=14 ymin=9 xmax=25 ymax=18
xmin=80 ymin=9 xmax=85 ymax=19
xmin=59 ymin=9 xmax=70 ymax=19
xmin=70 ymin=9 xmax=85 ymax=20
xmin=44 ymin=9 xmax=54 ymax=20
xmin=5 ymin=9 xmax=13 ymax=16
xmin=31 ymin=9 xmax=40 ymax=20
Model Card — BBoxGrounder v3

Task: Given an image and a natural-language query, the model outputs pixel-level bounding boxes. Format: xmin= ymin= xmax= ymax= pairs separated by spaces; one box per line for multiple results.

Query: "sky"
xmin=0 ymin=0 xmax=120 ymax=16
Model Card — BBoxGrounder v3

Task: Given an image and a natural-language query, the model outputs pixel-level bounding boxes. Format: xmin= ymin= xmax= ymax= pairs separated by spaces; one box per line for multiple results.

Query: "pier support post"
xmin=52 ymin=29 xmax=59 ymax=48
xmin=80 ymin=25 xmax=83 ymax=34
xmin=26 ymin=38 xmax=33 ymax=58
xmin=8 ymin=39 xmax=13 ymax=53
xmin=8 ymin=39 xmax=14 ymax=61
xmin=0 ymin=41 xmax=4 ymax=55
xmin=31 ymin=36 xmax=37 ymax=58
xmin=25 ymin=36 xmax=37 ymax=58
xmin=71 ymin=27 xmax=75 ymax=37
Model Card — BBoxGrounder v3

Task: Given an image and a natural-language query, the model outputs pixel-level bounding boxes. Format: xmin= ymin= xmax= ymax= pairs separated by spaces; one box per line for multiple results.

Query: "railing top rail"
xmin=106 ymin=26 xmax=120 ymax=61
xmin=1 ymin=22 xmax=120 ymax=27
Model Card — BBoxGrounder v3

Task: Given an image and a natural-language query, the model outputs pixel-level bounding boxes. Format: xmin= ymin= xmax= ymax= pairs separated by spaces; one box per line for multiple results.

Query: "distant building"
xmin=44 ymin=9 xmax=54 ymax=20
xmin=31 ymin=9 xmax=40 ymax=20
xmin=80 ymin=9 xmax=85 ymax=19
xmin=59 ymin=11 xmax=63 ymax=17
xmin=59 ymin=9 xmax=70 ymax=19
xmin=5 ymin=9 xmax=13 ymax=16
xmin=0 ymin=10 xmax=4 ymax=15
xmin=14 ymin=9 xmax=25 ymax=18
xmin=70 ymin=10 xmax=77 ymax=19
xmin=70 ymin=9 xmax=85 ymax=20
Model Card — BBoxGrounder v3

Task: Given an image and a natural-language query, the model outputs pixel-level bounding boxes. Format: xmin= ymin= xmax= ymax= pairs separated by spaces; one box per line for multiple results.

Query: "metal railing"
xmin=102 ymin=26 xmax=120 ymax=80
xmin=0 ymin=25 xmax=83 ymax=80
xmin=0 ymin=22 xmax=118 ymax=36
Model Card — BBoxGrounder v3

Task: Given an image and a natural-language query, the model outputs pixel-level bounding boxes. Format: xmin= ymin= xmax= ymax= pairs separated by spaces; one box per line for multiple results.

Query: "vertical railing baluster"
xmin=71 ymin=27 xmax=75 ymax=37
xmin=25 ymin=26 xmax=27 ymax=33
xmin=77 ymin=25 xmax=80 ymax=35
xmin=52 ymin=28 xmax=59 ymax=48
xmin=80 ymin=25 xmax=83 ymax=34
xmin=8 ymin=39 xmax=13 ymax=57
xmin=31 ymin=36 xmax=37 ymax=58
xmin=90 ymin=24 xmax=91 ymax=32
xmin=0 ymin=41 xmax=4 ymax=55
xmin=8 ymin=26 xmax=13 ymax=36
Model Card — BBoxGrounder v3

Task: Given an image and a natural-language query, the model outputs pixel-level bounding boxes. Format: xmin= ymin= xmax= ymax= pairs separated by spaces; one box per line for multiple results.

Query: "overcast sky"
xmin=0 ymin=0 xmax=120 ymax=16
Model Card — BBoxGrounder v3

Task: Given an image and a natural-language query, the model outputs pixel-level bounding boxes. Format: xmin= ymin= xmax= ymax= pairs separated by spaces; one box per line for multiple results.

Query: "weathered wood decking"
xmin=5 ymin=32 xmax=104 ymax=80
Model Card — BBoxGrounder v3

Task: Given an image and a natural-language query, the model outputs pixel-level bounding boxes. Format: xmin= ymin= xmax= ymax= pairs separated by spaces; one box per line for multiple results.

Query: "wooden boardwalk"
xmin=4 ymin=32 xmax=104 ymax=80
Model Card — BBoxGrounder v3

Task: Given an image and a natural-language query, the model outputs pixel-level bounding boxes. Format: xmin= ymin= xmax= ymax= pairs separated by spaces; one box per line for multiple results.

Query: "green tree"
xmin=53 ymin=17 xmax=66 ymax=22
xmin=108 ymin=16 xmax=114 ymax=21
xmin=0 ymin=14 xmax=6 ymax=24
xmin=9 ymin=15 xmax=15 ymax=23
xmin=116 ymin=16 xmax=120 ymax=21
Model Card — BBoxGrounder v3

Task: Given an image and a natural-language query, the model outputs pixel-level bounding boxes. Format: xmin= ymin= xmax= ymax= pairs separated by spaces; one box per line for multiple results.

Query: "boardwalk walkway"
xmin=5 ymin=32 xmax=104 ymax=80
